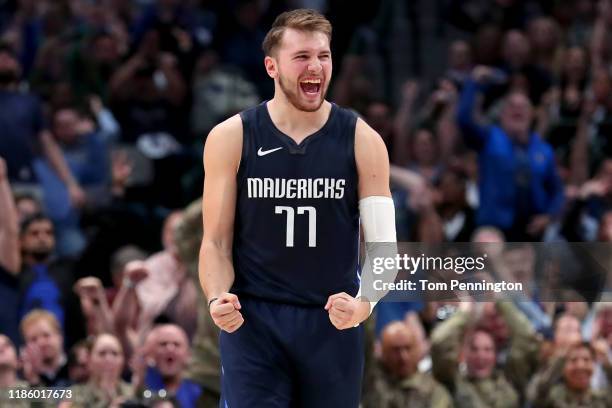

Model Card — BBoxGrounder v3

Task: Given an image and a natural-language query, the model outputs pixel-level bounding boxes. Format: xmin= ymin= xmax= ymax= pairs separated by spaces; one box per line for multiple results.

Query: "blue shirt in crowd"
xmin=145 ymin=366 xmax=203 ymax=408
xmin=456 ymin=80 xmax=565 ymax=231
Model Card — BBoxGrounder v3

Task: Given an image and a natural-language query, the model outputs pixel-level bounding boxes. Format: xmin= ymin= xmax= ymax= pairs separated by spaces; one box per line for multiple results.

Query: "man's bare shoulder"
xmin=204 ymin=114 xmax=243 ymax=168
xmin=354 ymin=117 xmax=389 ymax=166
xmin=207 ymin=114 xmax=243 ymax=147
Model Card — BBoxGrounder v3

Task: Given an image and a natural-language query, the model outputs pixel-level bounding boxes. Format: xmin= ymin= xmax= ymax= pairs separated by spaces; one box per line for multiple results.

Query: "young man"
xmin=199 ymin=9 xmax=396 ymax=407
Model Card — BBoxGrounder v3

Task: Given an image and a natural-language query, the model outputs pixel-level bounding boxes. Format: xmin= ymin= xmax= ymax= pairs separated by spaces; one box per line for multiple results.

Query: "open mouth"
xmin=299 ymin=78 xmax=321 ymax=96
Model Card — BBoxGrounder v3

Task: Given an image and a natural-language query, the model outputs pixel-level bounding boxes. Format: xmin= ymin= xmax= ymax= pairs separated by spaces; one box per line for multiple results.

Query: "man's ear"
xmin=264 ymin=55 xmax=277 ymax=79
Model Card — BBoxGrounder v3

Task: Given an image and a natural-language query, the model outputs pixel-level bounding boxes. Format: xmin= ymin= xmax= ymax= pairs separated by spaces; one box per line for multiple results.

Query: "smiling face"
xmin=265 ymin=27 xmax=332 ymax=112
xmin=465 ymin=330 xmax=496 ymax=379
xmin=563 ymin=345 xmax=594 ymax=392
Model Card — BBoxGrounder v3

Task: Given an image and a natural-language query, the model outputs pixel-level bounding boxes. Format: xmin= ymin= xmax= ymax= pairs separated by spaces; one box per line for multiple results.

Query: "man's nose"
xmin=308 ymin=59 xmax=322 ymax=73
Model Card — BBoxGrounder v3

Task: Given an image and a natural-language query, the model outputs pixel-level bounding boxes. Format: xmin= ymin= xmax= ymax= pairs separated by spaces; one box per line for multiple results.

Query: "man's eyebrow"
xmin=291 ymin=49 xmax=331 ymax=56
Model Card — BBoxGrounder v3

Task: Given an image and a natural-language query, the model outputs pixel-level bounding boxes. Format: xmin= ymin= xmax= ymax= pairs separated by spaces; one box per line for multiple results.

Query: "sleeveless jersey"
xmin=232 ymin=102 xmax=360 ymax=306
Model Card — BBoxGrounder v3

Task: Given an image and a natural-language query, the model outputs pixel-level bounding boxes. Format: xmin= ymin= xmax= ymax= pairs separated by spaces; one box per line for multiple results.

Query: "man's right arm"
xmin=199 ymin=114 xmax=244 ymax=333
xmin=0 ymin=157 xmax=20 ymax=275
xmin=456 ymin=67 xmax=493 ymax=150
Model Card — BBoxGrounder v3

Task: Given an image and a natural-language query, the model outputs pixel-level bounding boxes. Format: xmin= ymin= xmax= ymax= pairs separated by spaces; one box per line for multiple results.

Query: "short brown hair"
xmin=20 ymin=309 xmax=61 ymax=338
xmin=262 ymin=9 xmax=332 ymax=56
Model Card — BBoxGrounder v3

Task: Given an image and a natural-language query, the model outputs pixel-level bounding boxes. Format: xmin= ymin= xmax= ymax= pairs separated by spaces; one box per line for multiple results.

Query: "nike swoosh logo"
xmin=257 ymin=147 xmax=283 ymax=156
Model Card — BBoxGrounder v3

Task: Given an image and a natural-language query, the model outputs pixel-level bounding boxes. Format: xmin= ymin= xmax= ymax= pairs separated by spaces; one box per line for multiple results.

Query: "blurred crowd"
xmin=1 ymin=0 xmax=612 ymax=407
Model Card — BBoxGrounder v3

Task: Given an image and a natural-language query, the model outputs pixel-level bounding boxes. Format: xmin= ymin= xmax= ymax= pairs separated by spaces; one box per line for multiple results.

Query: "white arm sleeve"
xmin=357 ymin=196 xmax=397 ymax=315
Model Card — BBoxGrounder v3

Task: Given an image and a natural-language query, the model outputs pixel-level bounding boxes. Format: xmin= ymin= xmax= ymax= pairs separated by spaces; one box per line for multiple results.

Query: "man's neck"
xmin=23 ymin=255 xmax=50 ymax=268
xmin=508 ymin=130 xmax=530 ymax=146
xmin=0 ymin=368 xmax=17 ymax=387
xmin=267 ymin=95 xmax=331 ymax=142
xmin=163 ymin=373 xmax=183 ymax=393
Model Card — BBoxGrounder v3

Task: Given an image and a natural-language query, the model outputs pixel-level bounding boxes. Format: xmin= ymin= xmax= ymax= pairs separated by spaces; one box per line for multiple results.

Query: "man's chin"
xmin=292 ymin=97 xmax=324 ymax=112
xmin=30 ymin=251 xmax=52 ymax=263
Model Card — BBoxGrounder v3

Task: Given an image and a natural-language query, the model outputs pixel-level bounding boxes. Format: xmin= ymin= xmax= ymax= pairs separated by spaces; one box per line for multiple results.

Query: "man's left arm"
xmin=39 ymin=130 xmax=86 ymax=207
xmin=325 ymin=118 xmax=396 ymax=330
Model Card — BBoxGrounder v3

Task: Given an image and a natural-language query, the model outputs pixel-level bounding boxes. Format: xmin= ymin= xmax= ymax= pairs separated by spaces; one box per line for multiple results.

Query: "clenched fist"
xmin=210 ymin=293 xmax=244 ymax=333
xmin=324 ymin=292 xmax=371 ymax=330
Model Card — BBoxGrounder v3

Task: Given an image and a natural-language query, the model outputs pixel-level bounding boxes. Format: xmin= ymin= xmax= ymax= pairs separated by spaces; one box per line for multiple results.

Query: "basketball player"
xmin=199 ymin=9 xmax=397 ymax=407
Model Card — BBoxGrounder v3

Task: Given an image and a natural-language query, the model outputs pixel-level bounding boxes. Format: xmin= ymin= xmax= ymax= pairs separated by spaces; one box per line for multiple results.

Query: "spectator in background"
xmin=527 ymin=17 xmax=562 ymax=75
xmin=66 ymin=333 xmax=133 ymax=408
xmin=217 ymin=0 xmax=271 ymax=98
xmin=136 ymin=324 xmax=203 ymax=408
xmin=573 ymin=69 xmax=612 ymax=177
xmin=0 ymin=334 xmax=27 ymax=389
xmin=513 ymin=313 xmax=583 ymax=400
xmin=446 ymin=40 xmax=473 ymax=86
xmin=499 ymin=29 xmax=552 ymax=104
xmin=0 ymin=0 xmax=45 ymax=77
xmin=67 ymin=339 xmax=90 ymax=385
xmin=0 ymin=44 xmax=85 ymax=206
xmin=590 ymin=0 xmax=612 ymax=74
xmin=430 ymin=301 xmax=532 ymax=408
xmin=472 ymin=24 xmax=503 ymax=67
xmin=0 ymin=334 xmax=29 ymax=408
xmin=528 ymin=342 xmax=612 ymax=407
xmin=19 ymin=309 xmax=70 ymax=387
xmin=109 ymin=30 xmax=193 ymax=208
xmin=562 ymin=159 xmax=612 ymax=242
xmin=537 ymin=46 xmax=589 ymax=152
xmin=130 ymin=0 xmax=204 ymax=75
xmin=362 ymin=321 xmax=453 ymax=408
xmin=457 ymin=66 xmax=565 ymax=240
xmin=134 ymin=211 xmax=198 ymax=340
xmin=67 ymin=30 xmax=126 ymax=104
xmin=35 ymin=105 xmax=115 ymax=256
xmin=13 ymin=191 xmax=42 ymax=222
xmin=408 ymin=127 xmax=443 ymax=183
xmin=17 ymin=213 xmax=85 ymax=346
xmin=364 ymin=100 xmax=401 ymax=164
xmin=421 ymin=79 xmax=461 ymax=164
xmin=112 ymin=211 xmax=198 ymax=356
xmin=173 ymin=198 xmax=222 ymax=407
xmin=109 ymin=29 xmax=186 ymax=145
xmin=435 ymin=167 xmax=476 ymax=242
xmin=190 ymin=49 xmax=260 ymax=138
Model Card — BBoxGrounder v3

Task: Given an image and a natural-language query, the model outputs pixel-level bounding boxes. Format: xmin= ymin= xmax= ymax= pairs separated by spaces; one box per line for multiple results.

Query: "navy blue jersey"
xmin=232 ymin=102 xmax=360 ymax=306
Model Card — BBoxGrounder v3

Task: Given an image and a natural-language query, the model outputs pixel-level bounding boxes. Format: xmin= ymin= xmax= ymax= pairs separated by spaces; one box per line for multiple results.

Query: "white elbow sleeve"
xmin=357 ymin=196 xmax=397 ymax=315
xmin=359 ymin=196 xmax=397 ymax=243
